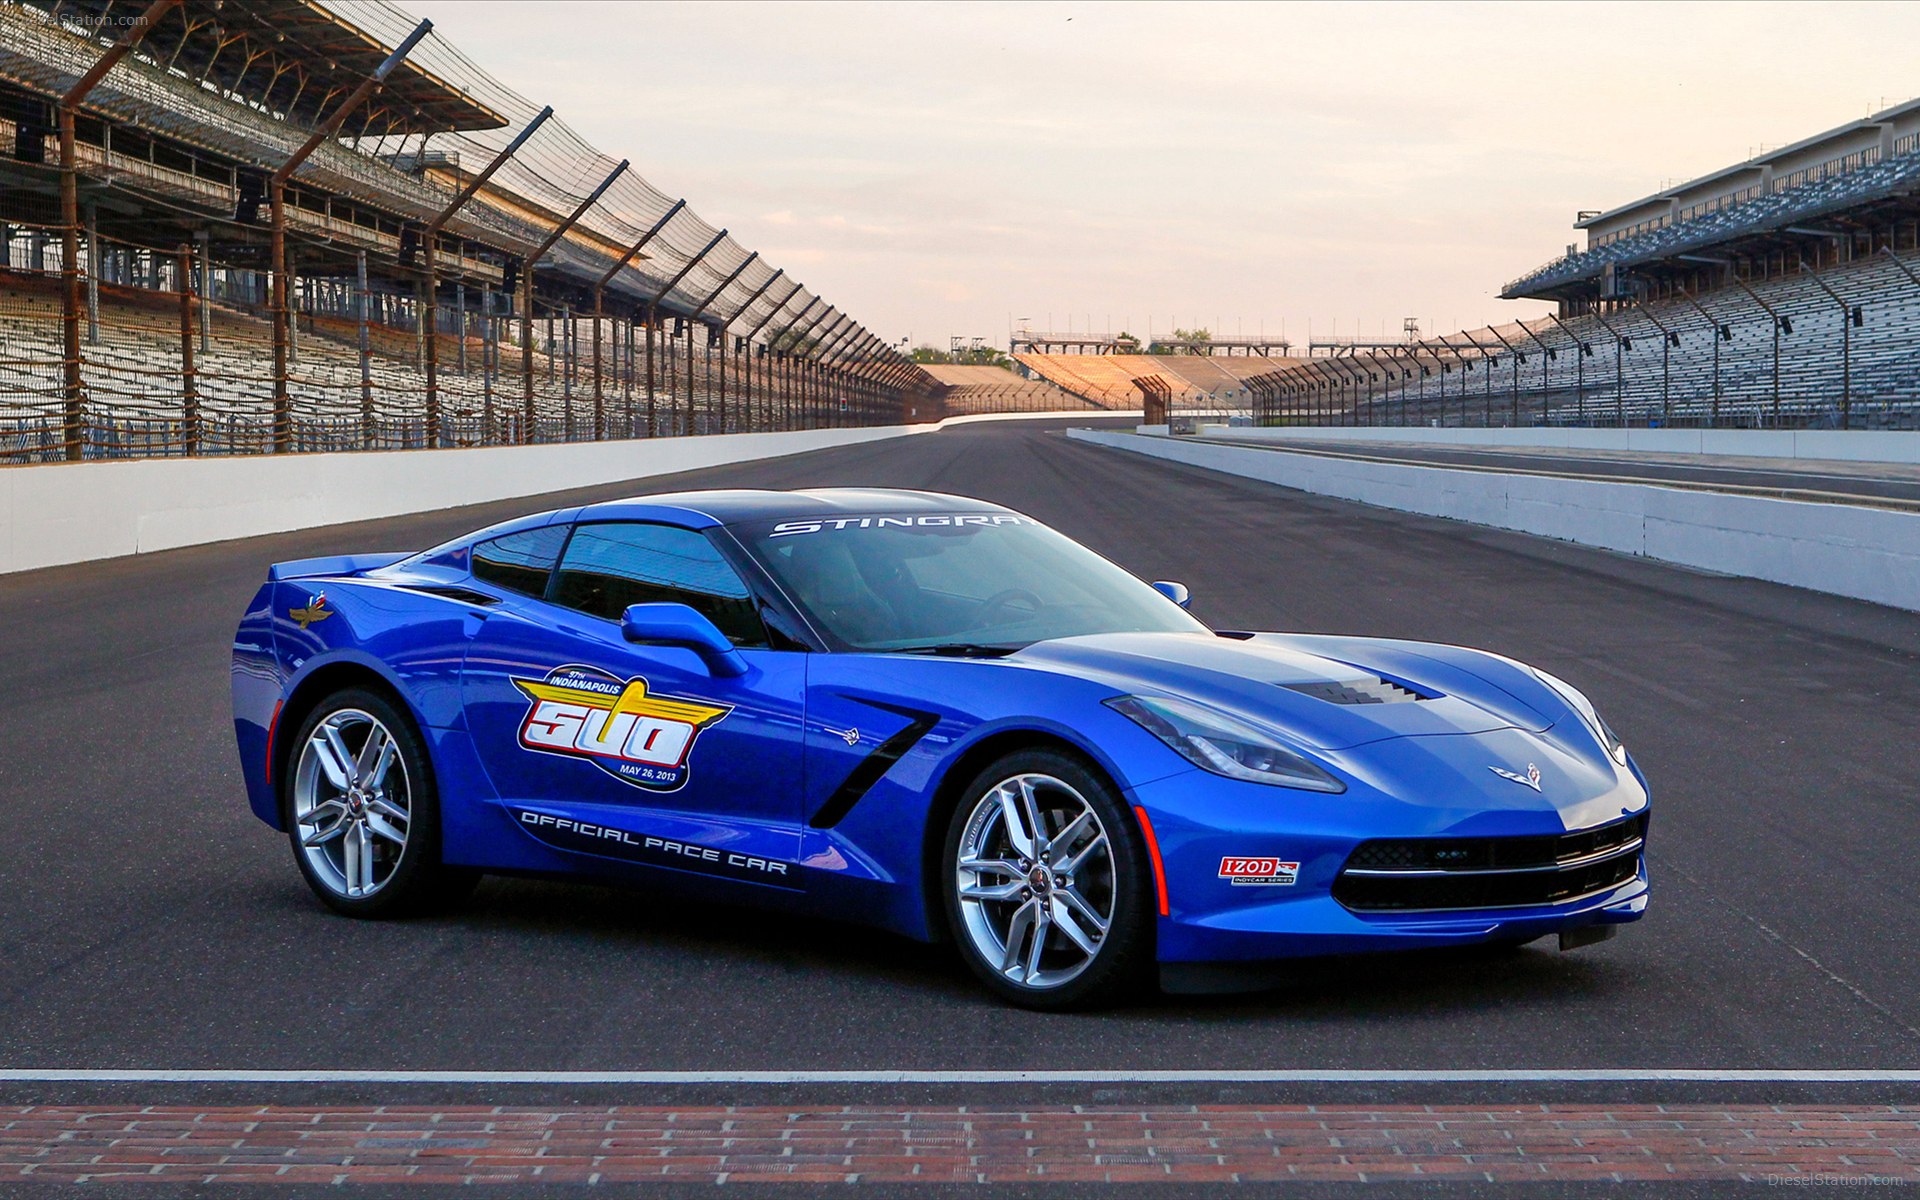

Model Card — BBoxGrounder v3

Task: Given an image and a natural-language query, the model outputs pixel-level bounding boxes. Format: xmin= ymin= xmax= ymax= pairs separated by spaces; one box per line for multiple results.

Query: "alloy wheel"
xmin=291 ymin=708 xmax=412 ymax=900
xmin=954 ymin=772 xmax=1117 ymax=990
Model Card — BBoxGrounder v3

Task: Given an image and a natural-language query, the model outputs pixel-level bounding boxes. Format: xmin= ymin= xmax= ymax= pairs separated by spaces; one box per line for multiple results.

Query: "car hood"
xmin=1013 ymin=630 xmax=1560 ymax=751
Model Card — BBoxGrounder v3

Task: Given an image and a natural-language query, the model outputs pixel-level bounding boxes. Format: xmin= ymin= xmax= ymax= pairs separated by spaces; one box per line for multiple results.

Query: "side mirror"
xmin=620 ymin=602 xmax=748 ymax=677
xmin=1151 ymin=580 xmax=1191 ymax=609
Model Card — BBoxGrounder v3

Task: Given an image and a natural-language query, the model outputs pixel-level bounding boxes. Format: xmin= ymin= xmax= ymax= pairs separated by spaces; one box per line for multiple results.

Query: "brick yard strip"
xmin=3 ymin=1105 xmax=1920 ymax=1184
xmin=8 ymin=1068 xmax=1920 ymax=1082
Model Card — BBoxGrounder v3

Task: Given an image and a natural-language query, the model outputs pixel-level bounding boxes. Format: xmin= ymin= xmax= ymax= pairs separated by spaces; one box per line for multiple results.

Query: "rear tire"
xmin=281 ymin=686 xmax=477 ymax=918
xmin=941 ymin=748 xmax=1153 ymax=1010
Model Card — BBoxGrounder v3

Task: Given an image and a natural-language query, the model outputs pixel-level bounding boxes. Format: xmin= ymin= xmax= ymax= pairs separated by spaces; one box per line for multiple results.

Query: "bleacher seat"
xmin=1254 ymin=251 xmax=1920 ymax=430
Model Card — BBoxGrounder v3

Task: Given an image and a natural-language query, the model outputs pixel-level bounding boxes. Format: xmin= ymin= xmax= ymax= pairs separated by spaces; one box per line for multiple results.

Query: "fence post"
xmin=84 ymin=203 xmax=99 ymax=344
xmin=177 ymin=244 xmax=198 ymax=455
xmin=590 ymin=306 xmax=603 ymax=440
xmin=562 ymin=305 xmax=575 ymax=439
xmin=644 ymin=301 xmax=658 ymax=436
xmin=624 ymin=319 xmax=635 ymax=437
xmin=521 ymin=267 xmax=537 ymax=442
xmin=58 ymin=107 xmax=85 ymax=460
xmin=288 ymin=257 xmax=300 ymax=364
xmin=480 ymin=282 xmax=495 ymax=443
xmin=191 ymin=229 xmax=209 ymax=353
xmin=356 ymin=249 xmax=373 ymax=448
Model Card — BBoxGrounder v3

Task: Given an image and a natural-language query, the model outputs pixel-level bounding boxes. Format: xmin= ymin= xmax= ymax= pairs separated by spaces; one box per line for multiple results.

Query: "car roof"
xmin=572 ymin=487 xmax=1014 ymax=527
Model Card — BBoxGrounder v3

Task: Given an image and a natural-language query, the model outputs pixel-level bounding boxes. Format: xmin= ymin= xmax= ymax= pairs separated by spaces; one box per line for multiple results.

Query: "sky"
xmin=404 ymin=0 xmax=1920 ymax=352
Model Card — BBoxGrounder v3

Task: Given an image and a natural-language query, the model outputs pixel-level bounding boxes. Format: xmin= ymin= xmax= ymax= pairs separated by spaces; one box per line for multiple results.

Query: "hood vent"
xmin=1283 ymin=676 xmax=1431 ymax=706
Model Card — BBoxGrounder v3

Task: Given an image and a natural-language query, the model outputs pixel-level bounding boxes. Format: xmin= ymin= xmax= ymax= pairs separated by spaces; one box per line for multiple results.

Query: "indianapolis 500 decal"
xmin=512 ymin=664 xmax=731 ymax=791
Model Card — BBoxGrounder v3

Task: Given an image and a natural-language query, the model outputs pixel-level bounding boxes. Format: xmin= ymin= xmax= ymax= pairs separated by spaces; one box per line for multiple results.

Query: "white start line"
xmin=2 ymin=1069 xmax=1919 ymax=1084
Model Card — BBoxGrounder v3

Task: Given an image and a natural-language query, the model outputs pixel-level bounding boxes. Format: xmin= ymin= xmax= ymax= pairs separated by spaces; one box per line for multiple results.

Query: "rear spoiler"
xmin=266 ymin=552 xmax=413 ymax=581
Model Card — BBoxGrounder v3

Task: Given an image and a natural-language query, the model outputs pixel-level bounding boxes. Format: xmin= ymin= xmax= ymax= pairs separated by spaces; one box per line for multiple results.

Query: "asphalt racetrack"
xmin=6 ymin=418 xmax=1920 ymax=1101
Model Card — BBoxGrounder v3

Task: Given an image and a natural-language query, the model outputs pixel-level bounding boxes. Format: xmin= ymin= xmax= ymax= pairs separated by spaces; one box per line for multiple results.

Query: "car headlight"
xmin=1529 ymin=668 xmax=1628 ymax=766
xmin=1106 ymin=695 xmax=1345 ymax=792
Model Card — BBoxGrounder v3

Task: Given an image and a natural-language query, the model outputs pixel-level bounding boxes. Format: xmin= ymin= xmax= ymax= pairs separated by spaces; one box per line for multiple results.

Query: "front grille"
xmin=1333 ymin=814 xmax=1647 ymax=913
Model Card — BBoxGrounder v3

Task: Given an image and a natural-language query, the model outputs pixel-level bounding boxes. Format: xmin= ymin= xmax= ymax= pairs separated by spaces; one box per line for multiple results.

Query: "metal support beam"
xmin=817 ymin=317 xmax=861 ymax=361
xmin=356 ymin=250 xmax=373 ymax=445
xmin=422 ymin=105 xmax=551 ymax=445
xmin=1427 ymin=338 xmax=1478 ymax=427
xmin=777 ymin=299 xmax=831 ymax=352
xmin=1403 ymin=341 xmax=1440 ymax=426
xmin=686 ymin=251 xmax=757 ymax=434
xmin=770 ymin=297 xmax=829 ymax=430
xmin=641 ymin=229 xmax=728 ymax=435
xmin=516 ymin=159 xmax=631 ymax=442
xmin=269 ymin=18 xmax=432 ymax=451
xmin=58 ymin=0 xmax=182 ymax=459
xmin=1674 ymin=288 xmax=1728 ymax=425
xmin=722 ymin=269 xmax=785 ymax=432
xmin=1543 ymin=314 xmax=1590 ymax=423
xmin=1481 ymin=326 xmax=1524 ymax=425
xmin=176 ymin=243 xmax=198 ymax=455
xmin=688 ymin=252 xmax=757 ymax=323
xmin=815 ymin=318 xmax=862 ymax=425
xmin=1582 ymin=308 xmax=1630 ymax=426
xmin=795 ymin=309 xmax=846 ymax=427
xmin=1627 ymin=297 xmax=1677 ymax=423
xmin=1515 ymin=319 xmax=1556 ymax=423
xmin=740 ymin=276 xmax=798 ymax=341
xmin=590 ymin=199 xmax=685 ymax=440
xmin=1714 ymin=277 xmax=1782 ymax=426
xmin=595 ymin=200 xmax=687 ymax=300
xmin=427 ymin=107 xmax=552 ymax=240
xmin=1799 ymin=257 xmax=1855 ymax=429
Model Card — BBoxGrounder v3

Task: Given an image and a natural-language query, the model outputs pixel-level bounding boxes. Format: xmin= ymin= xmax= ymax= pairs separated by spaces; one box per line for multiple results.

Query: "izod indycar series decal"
xmin=513 ymin=664 xmax=731 ymax=791
xmin=1219 ymin=857 xmax=1300 ymax=886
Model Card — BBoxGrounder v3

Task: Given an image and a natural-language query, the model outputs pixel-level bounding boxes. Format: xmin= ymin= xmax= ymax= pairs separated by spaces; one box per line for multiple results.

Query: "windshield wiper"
xmin=893 ymin=642 xmax=1021 ymax=658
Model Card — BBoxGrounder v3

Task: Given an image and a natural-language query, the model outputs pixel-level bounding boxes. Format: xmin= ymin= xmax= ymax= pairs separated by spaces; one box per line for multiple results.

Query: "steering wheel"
xmin=976 ymin=588 xmax=1044 ymax=623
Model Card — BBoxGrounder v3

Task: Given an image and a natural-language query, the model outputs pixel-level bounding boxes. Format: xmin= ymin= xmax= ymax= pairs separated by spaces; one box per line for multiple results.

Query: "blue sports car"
xmin=232 ymin=488 xmax=1649 ymax=1009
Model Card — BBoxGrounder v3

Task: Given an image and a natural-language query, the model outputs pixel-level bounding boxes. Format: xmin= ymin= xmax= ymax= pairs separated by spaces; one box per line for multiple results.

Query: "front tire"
xmin=281 ymin=686 xmax=474 ymax=918
xmin=941 ymin=749 xmax=1153 ymax=1010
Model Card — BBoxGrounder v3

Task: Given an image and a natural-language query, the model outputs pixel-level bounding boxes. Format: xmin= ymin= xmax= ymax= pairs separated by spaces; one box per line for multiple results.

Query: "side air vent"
xmin=1283 ymin=677 xmax=1432 ymax=706
xmin=401 ymin=585 xmax=501 ymax=606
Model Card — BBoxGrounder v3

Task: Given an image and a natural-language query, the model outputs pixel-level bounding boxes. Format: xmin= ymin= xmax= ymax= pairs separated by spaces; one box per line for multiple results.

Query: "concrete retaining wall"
xmin=1 ymin=425 xmax=926 ymax=576
xmin=1201 ymin=424 xmax=1920 ymax=464
xmin=1069 ymin=429 xmax=1920 ymax=612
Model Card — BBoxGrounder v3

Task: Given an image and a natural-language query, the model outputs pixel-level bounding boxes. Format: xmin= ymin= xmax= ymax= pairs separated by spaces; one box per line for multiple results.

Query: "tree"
xmin=1149 ymin=327 xmax=1211 ymax=355
xmin=908 ymin=344 xmax=1014 ymax=370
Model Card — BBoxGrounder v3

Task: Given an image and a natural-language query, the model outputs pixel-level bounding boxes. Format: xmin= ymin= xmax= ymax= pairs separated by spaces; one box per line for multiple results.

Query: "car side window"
xmin=471 ymin=525 xmax=568 ymax=596
xmin=551 ymin=522 xmax=769 ymax=648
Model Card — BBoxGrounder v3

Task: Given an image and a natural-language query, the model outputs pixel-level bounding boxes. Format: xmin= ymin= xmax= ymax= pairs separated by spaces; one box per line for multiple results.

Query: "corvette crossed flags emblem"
xmin=1489 ymin=762 xmax=1543 ymax=792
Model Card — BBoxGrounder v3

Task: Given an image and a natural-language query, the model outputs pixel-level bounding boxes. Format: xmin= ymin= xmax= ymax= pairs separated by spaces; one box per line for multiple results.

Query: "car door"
xmin=461 ymin=519 xmax=807 ymax=891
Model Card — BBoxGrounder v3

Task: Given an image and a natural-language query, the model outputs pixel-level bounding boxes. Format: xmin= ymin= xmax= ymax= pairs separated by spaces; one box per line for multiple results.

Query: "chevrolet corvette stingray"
xmin=232 ymin=488 xmax=1649 ymax=1009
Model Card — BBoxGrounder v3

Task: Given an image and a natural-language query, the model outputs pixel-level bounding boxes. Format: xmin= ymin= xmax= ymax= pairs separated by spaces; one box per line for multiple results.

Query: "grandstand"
xmin=0 ymin=0 xmax=932 ymax=462
xmin=914 ymin=364 xmax=1093 ymax=416
xmin=1013 ymin=351 xmax=1301 ymax=418
xmin=1244 ymin=97 xmax=1920 ymax=430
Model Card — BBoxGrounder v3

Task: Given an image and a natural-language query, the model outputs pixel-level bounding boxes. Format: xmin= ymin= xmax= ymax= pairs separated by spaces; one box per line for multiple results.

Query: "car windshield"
xmin=736 ymin=512 xmax=1208 ymax=652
